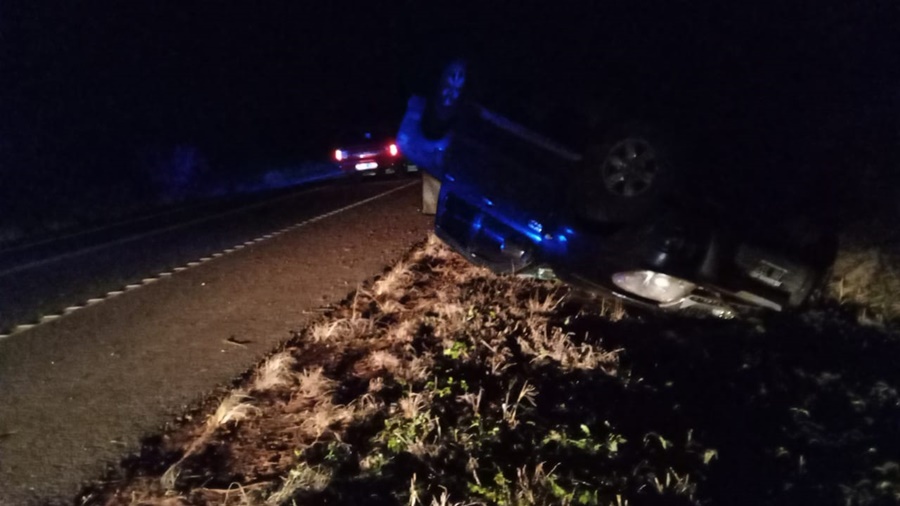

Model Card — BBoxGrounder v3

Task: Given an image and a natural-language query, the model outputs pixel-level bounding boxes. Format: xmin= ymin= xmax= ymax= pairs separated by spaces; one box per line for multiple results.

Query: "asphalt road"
xmin=0 ymin=177 xmax=403 ymax=334
xmin=0 ymin=177 xmax=433 ymax=505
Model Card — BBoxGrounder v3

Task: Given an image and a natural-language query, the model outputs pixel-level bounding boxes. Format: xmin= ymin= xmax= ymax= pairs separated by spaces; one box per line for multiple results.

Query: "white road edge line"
xmin=0 ymin=181 xmax=416 ymax=341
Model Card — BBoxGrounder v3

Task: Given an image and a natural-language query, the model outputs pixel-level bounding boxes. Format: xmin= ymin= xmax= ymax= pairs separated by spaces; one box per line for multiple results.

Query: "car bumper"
xmin=337 ymin=158 xmax=406 ymax=173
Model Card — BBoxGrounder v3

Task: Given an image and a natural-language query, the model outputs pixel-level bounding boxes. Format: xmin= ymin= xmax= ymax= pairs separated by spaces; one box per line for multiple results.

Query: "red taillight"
xmin=335 ymin=149 xmax=344 ymax=161
xmin=388 ymin=143 xmax=399 ymax=156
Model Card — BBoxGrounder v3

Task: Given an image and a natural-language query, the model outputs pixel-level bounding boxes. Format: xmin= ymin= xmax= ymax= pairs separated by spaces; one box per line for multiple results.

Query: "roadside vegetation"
xmin=827 ymin=160 xmax=900 ymax=324
xmin=829 ymin=245 xmax=900 ymax=324
xmin=79 ymin=234 xmax=900 ymax=506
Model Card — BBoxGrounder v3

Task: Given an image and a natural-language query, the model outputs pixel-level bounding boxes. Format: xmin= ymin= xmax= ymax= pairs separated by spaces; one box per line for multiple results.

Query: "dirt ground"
xmin=74 ymin=234 xmax=900 ymax=506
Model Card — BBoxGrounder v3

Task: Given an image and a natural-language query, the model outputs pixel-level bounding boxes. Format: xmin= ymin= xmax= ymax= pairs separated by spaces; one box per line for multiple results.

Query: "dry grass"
xmin=425 ymin=489 xmax=469 ymax=506
xmin=265 ymin=463 xmax=332 ymax=505
xmin=501 ymin=381 xmax=537 ymax=428
xmin=375 ymin=297 xmax=408 ymax=315
xmin=597 ymin=296 xmax=627 ymax=322
xmin=398 ymin=391 xmax=431 ymax=420
xmin=518 ymin=324 xmax=621 ymax=374
xmin=308 ymin=317 xmax=375 ymax=343
xmin=408 ymin=482 xmax=471 ymax=506
xmin=161 ymin=391 xmax=259 ymax=490
xmin=251 ymin=352 xmax=295 ymax=392
xmin=112 ymin=494 xmax=191 ymax=506
xmin=384 ymin=318 xmax=420 ymax=344
xmin=350 ymin=392 xmax=384 ymax=418
xmin=296 ymin=399 xmax=354 ymax=439
xmin=364 ymin=349 xmax=403 ymax=373
xmin=373 ymin=260 xmax=414 ymax=299
xmin=431 ymin=301 xmax=467 ymax=320
xmin=525 ymin=292 xmax=565 ymax=314
xmin=394 ymin=355 xmax=433 ymax=384
xmin=191 ymin=482 xmax=273 ymax=506
xmin=211 ymin=392 xmax=259 ymax=426
xmin=457 ymin=388 xmax=484 ymax=416
xmin=513 ymin=462 xmax=560 ymax=506
xmin=829 ymin=246 xmax=900 ymax=323
xmin=293 ymin=366 xmax=336 ymax=400
xmin=411 ymin=233 xmax=457 ymax=263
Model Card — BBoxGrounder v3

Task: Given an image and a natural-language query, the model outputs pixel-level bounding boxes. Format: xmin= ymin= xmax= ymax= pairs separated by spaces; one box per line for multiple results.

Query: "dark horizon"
xmin=4 ymin=3 xmax=412 ymax=165
xmin=1 ymin=1 xmax=898 ymax=233
xmin=4 ymin=2 xmax=898 ymax=158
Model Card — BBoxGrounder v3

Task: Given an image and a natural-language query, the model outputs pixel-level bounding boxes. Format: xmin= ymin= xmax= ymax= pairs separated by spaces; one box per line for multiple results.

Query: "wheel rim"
xmin=601 ymin=138 xmax=658 ymax=197
xmin=440 ymin=63 xmax=466 ymax=107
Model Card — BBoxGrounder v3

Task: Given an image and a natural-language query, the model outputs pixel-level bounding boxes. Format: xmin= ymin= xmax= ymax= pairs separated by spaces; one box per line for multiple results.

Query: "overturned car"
xmin=397 ymin=60 xmax=838 ymax=318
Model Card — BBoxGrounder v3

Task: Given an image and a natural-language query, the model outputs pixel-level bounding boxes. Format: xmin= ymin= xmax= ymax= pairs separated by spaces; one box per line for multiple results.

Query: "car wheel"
xmin=576 ymin=123 xmax=676 ymax=223
xmin=421 ymin=59 xmax=468 ymax=140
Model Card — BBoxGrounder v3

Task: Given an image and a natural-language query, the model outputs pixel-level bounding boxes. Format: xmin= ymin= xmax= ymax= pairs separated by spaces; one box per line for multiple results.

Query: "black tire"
xmin=575 ymin=122 xmax=678 ymax=223
xmin=421 ymin=59 xmax=468 ymax=140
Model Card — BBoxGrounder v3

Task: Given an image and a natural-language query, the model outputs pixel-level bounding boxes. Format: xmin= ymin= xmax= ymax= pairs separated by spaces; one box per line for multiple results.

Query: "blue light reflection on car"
xmin=470 ymin=214 xmax=484 ymax=234
xmin=505 ymin=219 xmax=543 ymax=244
xmin=450 ymin=186 xmax=546 ymax=245
xmin=484 ymin=228 xmax=507 ymax=247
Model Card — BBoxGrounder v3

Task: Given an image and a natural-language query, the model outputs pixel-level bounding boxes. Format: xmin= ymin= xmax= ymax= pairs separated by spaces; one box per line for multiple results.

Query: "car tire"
xmin=575 ymin=122 xmax=678 ymax=223
xmin=421 ymin=59 xmax=468 ymax=140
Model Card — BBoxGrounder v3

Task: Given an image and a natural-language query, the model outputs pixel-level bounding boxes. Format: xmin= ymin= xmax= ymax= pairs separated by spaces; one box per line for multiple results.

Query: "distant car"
xmin=332 ymin=130 xmax=415 ymax=177
xmin=397 ymin=60 xmax=838 ymax=318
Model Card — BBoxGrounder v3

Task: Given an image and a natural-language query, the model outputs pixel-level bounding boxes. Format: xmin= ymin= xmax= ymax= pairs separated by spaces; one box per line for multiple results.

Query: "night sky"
xmin=5 ymin=3 xmax=412 ymax=166
xmin=1 ymin=2 xmax=898 ymax=227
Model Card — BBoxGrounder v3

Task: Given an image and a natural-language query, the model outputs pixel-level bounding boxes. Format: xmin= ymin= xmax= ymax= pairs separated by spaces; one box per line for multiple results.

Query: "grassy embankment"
xmin=82 ymin=235 xmax=900 ymax=506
